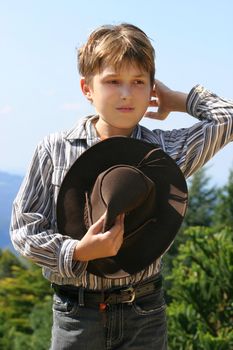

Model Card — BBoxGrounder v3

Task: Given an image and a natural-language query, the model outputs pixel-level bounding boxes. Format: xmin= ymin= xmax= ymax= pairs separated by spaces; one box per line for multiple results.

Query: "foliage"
xmin=213 ymin=168 xmax=233 ymax=230
xmin=163 ymin=167 xmax=217 ymax=295
xmin=29 ymin=298 xmax=53 ymax=350
xmin=0 ymin=250 xmax=52 ymax=350
xmin=0 ymin=249 xmax=24 ymax=278
xmin=183 ymin=167 xmax=218 ymax=228
xmin=166 ymin=226 xmax=233 ymax=349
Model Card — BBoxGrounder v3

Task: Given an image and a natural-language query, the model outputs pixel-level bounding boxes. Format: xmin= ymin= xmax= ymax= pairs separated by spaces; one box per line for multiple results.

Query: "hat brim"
xmin=57 ymin=137 xmax=188 ymax=278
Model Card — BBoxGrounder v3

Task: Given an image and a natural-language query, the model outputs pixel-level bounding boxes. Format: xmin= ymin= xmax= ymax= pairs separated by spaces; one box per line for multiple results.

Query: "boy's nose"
xmin=120 ymin=85 xmax=132 ymax=99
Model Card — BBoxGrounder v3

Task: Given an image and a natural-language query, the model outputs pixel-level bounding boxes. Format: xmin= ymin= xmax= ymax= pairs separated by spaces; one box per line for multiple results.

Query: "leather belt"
xmin=52 ymin=274 xmax=162 ymax=306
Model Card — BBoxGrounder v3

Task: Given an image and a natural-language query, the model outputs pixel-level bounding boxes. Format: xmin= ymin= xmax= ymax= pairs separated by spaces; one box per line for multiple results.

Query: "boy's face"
xmin=81 ymin=63 xmax=153 ymax=137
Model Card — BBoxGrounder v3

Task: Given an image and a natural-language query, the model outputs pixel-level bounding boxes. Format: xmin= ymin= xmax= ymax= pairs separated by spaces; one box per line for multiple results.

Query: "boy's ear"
xmin=80 ymin=78 xmax=93 ymax=102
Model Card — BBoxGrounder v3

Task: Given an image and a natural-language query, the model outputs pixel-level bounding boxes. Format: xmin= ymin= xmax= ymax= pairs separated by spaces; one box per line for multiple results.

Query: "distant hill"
xmin=0 ymin=171 xmax=23 ymax=249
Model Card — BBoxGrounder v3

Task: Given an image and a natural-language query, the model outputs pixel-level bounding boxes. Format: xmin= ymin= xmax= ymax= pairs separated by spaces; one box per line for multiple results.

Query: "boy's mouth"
xmin=116 ymin=107 xmax=134 ymax=112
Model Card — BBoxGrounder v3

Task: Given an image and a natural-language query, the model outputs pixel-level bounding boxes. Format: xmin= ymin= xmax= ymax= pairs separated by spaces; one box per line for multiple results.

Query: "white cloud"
xmin=61 ymin=103 xmax=80 ymax=111
xmin=0 ymin=105 xmax=13 ymax=115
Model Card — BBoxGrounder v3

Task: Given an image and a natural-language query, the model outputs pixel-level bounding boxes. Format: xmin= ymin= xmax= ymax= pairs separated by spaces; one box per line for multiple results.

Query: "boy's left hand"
xmin=145 ymin=80 xmax=188 ymax=120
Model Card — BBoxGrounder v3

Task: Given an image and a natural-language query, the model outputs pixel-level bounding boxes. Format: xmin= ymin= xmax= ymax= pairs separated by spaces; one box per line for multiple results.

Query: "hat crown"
xmin=90 ymin=165 xmax=155 ymax=231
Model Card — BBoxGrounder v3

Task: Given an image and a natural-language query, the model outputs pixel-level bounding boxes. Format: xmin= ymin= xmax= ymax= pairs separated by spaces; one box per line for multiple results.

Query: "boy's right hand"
xmin=73 ymin=213 xmax=125 ymax=262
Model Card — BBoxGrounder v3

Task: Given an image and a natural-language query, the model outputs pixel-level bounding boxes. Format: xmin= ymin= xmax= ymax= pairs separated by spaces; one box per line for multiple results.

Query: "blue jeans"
xmin=50 ymin=286 xmax=167 ymax=349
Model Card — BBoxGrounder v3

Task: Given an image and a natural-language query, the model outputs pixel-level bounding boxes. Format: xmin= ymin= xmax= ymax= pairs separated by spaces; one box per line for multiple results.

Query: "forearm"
xmin=10 ymin=205 xmax=88 ymax=278
xmin=150 ymin=84 xmax=233 ymax=180
xmin=171 ymin=85 xmax=233 ymax=177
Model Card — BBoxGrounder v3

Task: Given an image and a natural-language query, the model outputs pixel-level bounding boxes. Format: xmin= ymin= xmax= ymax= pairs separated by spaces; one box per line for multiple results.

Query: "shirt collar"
xmin=65 ymin=115 xmax=100 ymax=147
xmin=65 ymin=115 xmax=143 ymax=145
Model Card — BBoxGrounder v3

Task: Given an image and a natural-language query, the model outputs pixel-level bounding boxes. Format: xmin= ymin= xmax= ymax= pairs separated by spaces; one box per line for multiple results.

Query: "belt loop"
xmin=78 ymin=287 xmax=85 ymax=307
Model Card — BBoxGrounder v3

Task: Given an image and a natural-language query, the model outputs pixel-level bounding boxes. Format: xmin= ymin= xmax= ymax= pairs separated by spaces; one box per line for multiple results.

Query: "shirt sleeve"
xmin=155 ymin=85 xmax=233 ymax=178
xmin=10 ymin=139 xmax=88 ymax=278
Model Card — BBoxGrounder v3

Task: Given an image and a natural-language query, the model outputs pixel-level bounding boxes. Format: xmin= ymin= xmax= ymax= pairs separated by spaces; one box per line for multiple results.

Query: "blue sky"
xmin=1 ymin=0 xmax=233 ymax=185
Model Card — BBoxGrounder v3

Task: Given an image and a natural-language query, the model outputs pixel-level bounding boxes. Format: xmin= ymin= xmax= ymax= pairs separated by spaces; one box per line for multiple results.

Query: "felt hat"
xmin=57 ymin=137 xmax=188 ymax=278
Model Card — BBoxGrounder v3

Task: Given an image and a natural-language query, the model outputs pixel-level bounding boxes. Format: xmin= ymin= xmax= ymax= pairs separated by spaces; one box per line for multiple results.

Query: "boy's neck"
xmin=94 ymin=117 xmax=134 ymax=139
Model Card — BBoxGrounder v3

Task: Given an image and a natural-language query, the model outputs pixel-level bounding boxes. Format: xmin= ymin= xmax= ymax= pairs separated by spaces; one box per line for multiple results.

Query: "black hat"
xmin=57 ymin=137 xmax=188 ymax=278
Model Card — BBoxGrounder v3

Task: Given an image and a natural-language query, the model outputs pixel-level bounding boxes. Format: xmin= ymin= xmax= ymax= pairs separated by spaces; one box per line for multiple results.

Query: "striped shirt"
xmin=10 ymin=85 xmax=233 ymax=290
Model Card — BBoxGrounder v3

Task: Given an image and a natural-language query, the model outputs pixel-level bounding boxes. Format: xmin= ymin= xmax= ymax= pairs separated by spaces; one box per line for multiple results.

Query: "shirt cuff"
xmin=58 ymin=238 xmax=88 ymax=278
xmin=186 ymin=84 xmax=208 ymax=118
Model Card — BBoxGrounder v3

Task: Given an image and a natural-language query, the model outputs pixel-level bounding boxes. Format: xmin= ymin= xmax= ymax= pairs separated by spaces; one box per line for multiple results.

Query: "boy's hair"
xmin=78 ymin=23 xmax=155 ymax=85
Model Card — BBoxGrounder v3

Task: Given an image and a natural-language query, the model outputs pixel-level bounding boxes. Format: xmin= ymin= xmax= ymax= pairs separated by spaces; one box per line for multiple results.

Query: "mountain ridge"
xmin=0 ymin=171 xmax=23 ymax=249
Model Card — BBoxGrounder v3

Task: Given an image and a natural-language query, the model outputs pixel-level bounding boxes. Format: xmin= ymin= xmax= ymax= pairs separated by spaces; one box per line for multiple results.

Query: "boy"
xmin=10 ymin=23 xmax=233 ymax=349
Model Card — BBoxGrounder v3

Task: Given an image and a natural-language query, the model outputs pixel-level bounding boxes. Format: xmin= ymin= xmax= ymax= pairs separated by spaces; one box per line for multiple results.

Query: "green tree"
xmin=0 ymin=249 xmax=24 ymax=278
xmin=183 ymin=167 xmax=217 ymax=229
xmin=163 ymin=167 xmax=218 ymax=292
xmin=0 ymin=250 xmax=52 ymax=350
xmin=29 ymin=298 xmax=53 ymax=350
xmin=166 ymin=226 xmax=233 ymax=350
xmin=213 ymin=167 xmax=233 ymax=230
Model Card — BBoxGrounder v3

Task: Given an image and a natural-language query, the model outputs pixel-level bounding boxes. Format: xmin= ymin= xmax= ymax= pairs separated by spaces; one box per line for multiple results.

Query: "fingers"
xmin=115 ymin=213 xmax=125 ymax=227
xmin=104 ymin=214 xmax=125 ymax=252
xmin=149 ymin=98 xmax=159 ymax=107
xmin=106 ymin=214 xmax=124 ymax=237
xmin=144 ymin=110 xmax=169 ymax=120
xmin=89 ymin=212 xmax=105 ymax=234
xmin=146 ymin=79 xmax=172 ymax=120
xmin=89 ymin=212 xmax=124 ymax=237
xmin=84 ymin=213 xmax=125 ymax=259
xmin=154 ymin=79 xmax=170 ymax=93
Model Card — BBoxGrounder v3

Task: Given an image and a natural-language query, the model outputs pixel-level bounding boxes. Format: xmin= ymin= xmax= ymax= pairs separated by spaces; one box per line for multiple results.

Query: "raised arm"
xmin=145 ymin=81 xmax=233 ymax=178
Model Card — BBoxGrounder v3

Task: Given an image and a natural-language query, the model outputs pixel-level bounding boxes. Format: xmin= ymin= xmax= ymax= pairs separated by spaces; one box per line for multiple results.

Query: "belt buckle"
xmin=120 ymin=286 xmax=135 ymax=303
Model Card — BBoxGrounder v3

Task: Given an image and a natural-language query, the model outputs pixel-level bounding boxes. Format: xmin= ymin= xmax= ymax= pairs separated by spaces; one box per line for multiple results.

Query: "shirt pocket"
xmin=53 ymin=293 xmax=79 ymax=317
xmin=132 ymin=287 xmax=166 ymax=316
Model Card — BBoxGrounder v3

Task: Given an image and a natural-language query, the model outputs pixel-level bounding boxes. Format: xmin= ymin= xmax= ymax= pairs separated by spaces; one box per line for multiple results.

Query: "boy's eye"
xmin=134 ymin=80 xmax=144 ymax=85
xmin=105 ymin=79 xmax=145 ymax=85
xmin=107 ymin=80 xmax=119 ymax=84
